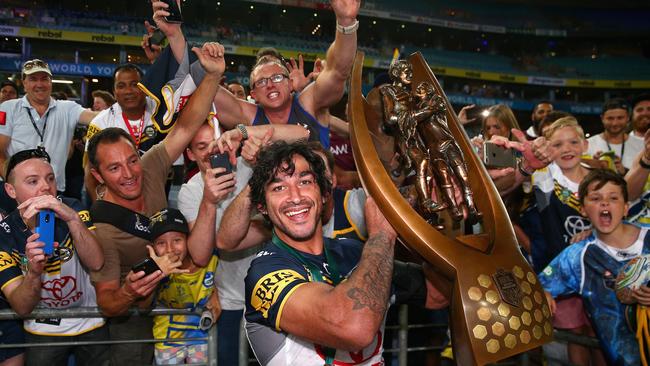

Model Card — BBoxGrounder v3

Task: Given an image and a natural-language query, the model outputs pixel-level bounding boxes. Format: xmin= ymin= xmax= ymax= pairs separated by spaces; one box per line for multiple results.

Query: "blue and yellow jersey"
xmin=153 ymin=254 xmax=218 ymax=349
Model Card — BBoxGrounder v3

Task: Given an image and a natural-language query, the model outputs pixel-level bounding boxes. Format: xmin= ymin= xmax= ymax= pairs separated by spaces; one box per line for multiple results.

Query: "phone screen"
xmin=162 ymin=0 xmax=183 ymax=23
xmin=210 ymin=153 xmax=233 ymax=177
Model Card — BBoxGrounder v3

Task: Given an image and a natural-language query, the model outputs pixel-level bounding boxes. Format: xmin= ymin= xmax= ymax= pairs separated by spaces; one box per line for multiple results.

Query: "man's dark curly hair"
xmin=249 ymin=141 xmax=332 ymax=211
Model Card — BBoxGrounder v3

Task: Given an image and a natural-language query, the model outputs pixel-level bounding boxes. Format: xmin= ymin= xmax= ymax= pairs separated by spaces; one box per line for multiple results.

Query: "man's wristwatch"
xmin=336 ymin=20 xmax=359 ymax=34
xmin=517 ymin=158 xmax=533 ymax=177
xmin=236 ymin=123 xmax=249 ymax=141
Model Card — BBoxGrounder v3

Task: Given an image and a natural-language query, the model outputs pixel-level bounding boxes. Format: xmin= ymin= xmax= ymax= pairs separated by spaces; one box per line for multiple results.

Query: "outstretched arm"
xmin=215 ymin=185 xmax=270 ymax=251
xmin=162 ymin=42 xmax=225 ymax=162
xmin=302 ymin=0 xmax=359 ymax=114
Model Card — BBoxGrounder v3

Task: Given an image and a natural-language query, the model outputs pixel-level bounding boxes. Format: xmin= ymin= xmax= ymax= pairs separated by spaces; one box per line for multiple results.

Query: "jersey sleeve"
xmin=245 ymin=253 xmax=310 ymax=331
xmin=0 ymin=249 xmax=23 ymax=293
xmin=538 ymin=244 xmax=584 ymax=297
xmin=0 ymin=100 xmax=15 ymax=137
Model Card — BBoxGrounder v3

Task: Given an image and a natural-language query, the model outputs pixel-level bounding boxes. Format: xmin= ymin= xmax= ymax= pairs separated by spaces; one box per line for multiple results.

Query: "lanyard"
xmin=26 ymin=109 xmax=50 ymax=146
xmin=122 ymin=112 xmax=145 ymax=148
xmin=605 ymin=135 xmax=626 ymax=163
xmin=271 ymin=232 xmax=341 ymax=365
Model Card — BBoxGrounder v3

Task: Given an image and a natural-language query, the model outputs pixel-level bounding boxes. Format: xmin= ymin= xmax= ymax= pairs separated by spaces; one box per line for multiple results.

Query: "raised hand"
xmin=18 ymin=195 xmax=79 ymax=224
xmin=240 ymin=127 xmax=274 ymax=164
xmin=141 ymin=20 xmax=162 ymax=64
xmin=510 ymin=128 xmax=554 ymax=171
xmin=330 ymin=0 xmax=360 ymax=24
xmin=147 ymin=245 xmax=189 ymax=276
xmin=202 ymin=168 xmax=236 ymax=205
xmin=287 ymin=54 xmax=314 ymax=92
xmin=457 ymin=104 xmax=477 ymax=125
xmin=192 ymin=42 xmax=226 ymax=76
xmin=364 ymin=196 xmax=397 ymax=242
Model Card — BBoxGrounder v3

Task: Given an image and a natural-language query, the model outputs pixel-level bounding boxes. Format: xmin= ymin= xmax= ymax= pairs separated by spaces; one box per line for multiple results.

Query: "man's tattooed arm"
xmin=345 ymin=231 xmax=395 ymax=315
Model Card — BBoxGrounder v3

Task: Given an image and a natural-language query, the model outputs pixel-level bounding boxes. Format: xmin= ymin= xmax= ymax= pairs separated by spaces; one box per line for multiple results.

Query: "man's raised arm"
xmin=303 ymin=0 xmax=360 ymax=113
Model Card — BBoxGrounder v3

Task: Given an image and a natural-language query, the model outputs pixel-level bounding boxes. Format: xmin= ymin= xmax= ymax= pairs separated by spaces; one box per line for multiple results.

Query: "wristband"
xmin=640 ymin=157 xmax=650 ymax=170
xmin=336 ymin=20 xmax=359 ymax=34
xmin=517 ymin=158 xmax=532 ymax=177
xmin=236 ymin=123 xmax=248 ymax=141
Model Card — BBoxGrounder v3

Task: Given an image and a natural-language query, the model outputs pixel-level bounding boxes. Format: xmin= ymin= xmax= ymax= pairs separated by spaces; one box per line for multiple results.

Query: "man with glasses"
xmin=0 ymin=59 xmax=98 ymax=197
xmin=159 ymin=0 xmax=359 ymax=148
xmin=0 ymin=147 xmax=107 ymax=366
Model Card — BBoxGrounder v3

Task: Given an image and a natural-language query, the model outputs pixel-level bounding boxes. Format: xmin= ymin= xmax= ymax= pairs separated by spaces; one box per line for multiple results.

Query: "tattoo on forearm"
xmin=346 ymin=232 xmax=394 ymax=314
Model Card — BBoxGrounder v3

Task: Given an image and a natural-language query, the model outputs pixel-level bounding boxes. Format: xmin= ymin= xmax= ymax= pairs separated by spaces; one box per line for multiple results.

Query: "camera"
xmin=199 ymin=309 xmax=214 ymax=331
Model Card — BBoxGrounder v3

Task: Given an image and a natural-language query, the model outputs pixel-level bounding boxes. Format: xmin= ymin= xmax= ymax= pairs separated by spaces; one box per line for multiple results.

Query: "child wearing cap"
xmin=149 ymin=208 xmax=219 ymax=365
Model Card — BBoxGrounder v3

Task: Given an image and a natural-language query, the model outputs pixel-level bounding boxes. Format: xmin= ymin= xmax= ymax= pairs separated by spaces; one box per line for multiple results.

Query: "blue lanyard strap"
xmin=271 ymin=231 xmax=341 ymax=365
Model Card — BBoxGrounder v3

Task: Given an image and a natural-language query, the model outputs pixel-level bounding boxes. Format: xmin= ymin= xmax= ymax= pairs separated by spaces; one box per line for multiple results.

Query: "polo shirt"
xmin=0 ymin=96 xmax=84 ymax=191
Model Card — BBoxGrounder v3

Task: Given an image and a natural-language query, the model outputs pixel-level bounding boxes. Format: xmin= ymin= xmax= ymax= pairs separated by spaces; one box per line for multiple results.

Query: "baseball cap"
xmin=5 ymin=147 xmax=51 ymax=179
xmin=149 ymin=208 xmax=189 ymax=240
xmin=22 ymin=59 xmax=52 ymax=78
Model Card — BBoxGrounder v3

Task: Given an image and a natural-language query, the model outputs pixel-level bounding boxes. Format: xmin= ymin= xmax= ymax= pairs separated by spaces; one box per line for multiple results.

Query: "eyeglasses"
xmin=22 ymin=59 xmax=49 ymax=71
xmin=252 ymin=73 xmax=288 ymax=89
xmin=5 ymin=147 xmax=51 ymax=179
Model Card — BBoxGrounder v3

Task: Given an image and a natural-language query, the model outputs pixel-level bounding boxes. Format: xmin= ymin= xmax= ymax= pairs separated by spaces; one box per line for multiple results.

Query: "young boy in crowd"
xmin=540 ymin=169 xmax=649 ymax=366
xmin=532 ymin=116 xmax=601 ymax=365
xmin=148 ymin=208 xmax=219 ymax=365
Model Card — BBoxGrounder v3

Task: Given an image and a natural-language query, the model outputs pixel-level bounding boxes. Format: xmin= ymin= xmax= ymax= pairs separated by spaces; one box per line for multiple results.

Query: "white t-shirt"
xmin=587 ymin=133 xmax=644 ymax=169
xmin=177 ymin=158 xmax=256 ymax=310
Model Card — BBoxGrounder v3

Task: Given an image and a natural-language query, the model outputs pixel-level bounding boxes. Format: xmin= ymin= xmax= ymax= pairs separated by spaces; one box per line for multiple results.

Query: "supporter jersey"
xmin=627 ymin=178 xmax=650 ymax=227
xmin=85 ymin=98 xmax=159 ymax=155
xmin=539 ymin=227 xmax=650 ymax=366
xmin=244 ymin=237 xmax=386 ymax=366
xmin=153 ymin=254 xmax=218 ymax=349
xmin=0 ymin=197 xmax=104 ymax=335
xmin=252 ymin=94 xmax=329 ymax=148
xmin=532 ymin=163 xmax=591 ymax=271
xmin=323 ymin=188 xmax=367 ymax=242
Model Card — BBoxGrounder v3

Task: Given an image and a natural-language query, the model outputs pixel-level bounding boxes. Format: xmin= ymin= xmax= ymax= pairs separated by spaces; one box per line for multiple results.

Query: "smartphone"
xmin=36 ymin=210 xmax=55 ymax=256
xmin=132 ymin=257 xmax=161 ymax=275
xmin=483 ymin=142 xmax=516 ymax=168
xmin=148 ymin=28 xmax=166 ymax=47
xmin=161 ymin=0 xmax=183 ymax=24
xmin=210 ymin=153 xmax=233 ymax=178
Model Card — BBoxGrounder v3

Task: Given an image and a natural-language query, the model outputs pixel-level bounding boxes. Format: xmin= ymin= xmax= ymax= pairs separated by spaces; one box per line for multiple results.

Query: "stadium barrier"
xmin=0 ymin=304 xmax=601 ymax=365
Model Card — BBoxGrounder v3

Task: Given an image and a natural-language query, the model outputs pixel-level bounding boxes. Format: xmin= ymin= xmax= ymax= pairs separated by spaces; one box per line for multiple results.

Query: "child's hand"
xmin=147 ymin=245 xmax=189 ymax=276
xmin=544 ymin=291 xmax=557 ymax=316
xmin=632 ymin=286 xmax=650 ymax=306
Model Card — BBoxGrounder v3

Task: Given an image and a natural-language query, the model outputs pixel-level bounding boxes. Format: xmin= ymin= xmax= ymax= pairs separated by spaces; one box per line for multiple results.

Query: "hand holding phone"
xmin=36 ymin=210 xmax=55 ymax=256
xmin=210 ymin=153 xmax=233 ymax=178
xmin=132 ymin=257 xmax=161 ymax=276
xmin=161 ymin=0 xmax=183 ymax=23
xmin=147 ymin=28 xmax=166 ymax=48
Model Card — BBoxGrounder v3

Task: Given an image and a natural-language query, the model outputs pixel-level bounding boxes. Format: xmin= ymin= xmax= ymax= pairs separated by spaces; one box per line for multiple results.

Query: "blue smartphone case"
xmin=36 ymin=210 xmax=55 ymax=255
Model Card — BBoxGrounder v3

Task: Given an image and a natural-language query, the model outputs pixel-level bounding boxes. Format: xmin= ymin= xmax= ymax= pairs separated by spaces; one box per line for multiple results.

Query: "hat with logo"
xmin=22 ymin=59 xmax=52 ymax=78
xmin=149 ymin=208 xmax=189 ymax=239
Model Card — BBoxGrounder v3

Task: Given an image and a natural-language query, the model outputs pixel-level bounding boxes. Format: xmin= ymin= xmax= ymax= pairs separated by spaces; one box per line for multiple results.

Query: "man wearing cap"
xmin=0 ymin=148 xmax=107 ymax=366
xmin=0 ymin=59 xmax=98 ymax=193
xmin=0 ymin=80 xmax=18 ymax=105
xmin=587 ymin=98 xmax=644 ymax=172
xmin=84 ymin=63 xmax=160 ymax=201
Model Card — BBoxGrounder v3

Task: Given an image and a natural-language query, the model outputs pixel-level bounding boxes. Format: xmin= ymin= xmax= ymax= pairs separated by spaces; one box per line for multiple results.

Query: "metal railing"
xmin=0 ymin=304 xmax=603 ymax=366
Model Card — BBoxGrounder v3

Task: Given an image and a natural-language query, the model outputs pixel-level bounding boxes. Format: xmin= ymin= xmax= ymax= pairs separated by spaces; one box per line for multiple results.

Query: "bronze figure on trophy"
xmin=379 ymin=59 xmax=480 ymax=224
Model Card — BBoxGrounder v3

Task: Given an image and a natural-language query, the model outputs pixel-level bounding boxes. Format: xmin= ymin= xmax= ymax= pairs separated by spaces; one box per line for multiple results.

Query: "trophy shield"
xmin=349 ymin=51 xmax=553 ymax=365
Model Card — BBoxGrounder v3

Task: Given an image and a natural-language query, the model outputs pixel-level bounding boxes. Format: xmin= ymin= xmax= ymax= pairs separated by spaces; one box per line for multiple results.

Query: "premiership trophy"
xmin=349 ymin=52 xmax=552 ymax=365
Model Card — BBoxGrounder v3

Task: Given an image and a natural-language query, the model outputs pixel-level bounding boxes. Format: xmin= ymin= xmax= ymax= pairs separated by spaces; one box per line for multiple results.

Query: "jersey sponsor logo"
xmin=203 ymin=271 xmax=214 ymax=288
xmin=41 ymin=276 xmax=83 ymax=307
xmin=0 ymin=251 xmax=16 ymax=271
xmin=78 ymin=210 xmax=91 ymax=223
xmin=251 ymin=269 xmax=304 ymax=319
xmin=543 ymin=266 xmax=553 ymax=276
xmin=0 ymin=221 xmax=11 ymax=234
xmin=85 ymin=123 xmax=101 ymax=140
xmin=564 ymin=215 xmax=591 ymax=237
xmin=0 ymin=111 xmax=6 ymax=126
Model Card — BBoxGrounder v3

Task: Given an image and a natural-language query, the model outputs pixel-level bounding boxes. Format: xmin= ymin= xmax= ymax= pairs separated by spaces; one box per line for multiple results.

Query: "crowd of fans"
xmin=0 ymin=1 xmax=650 ymax=366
